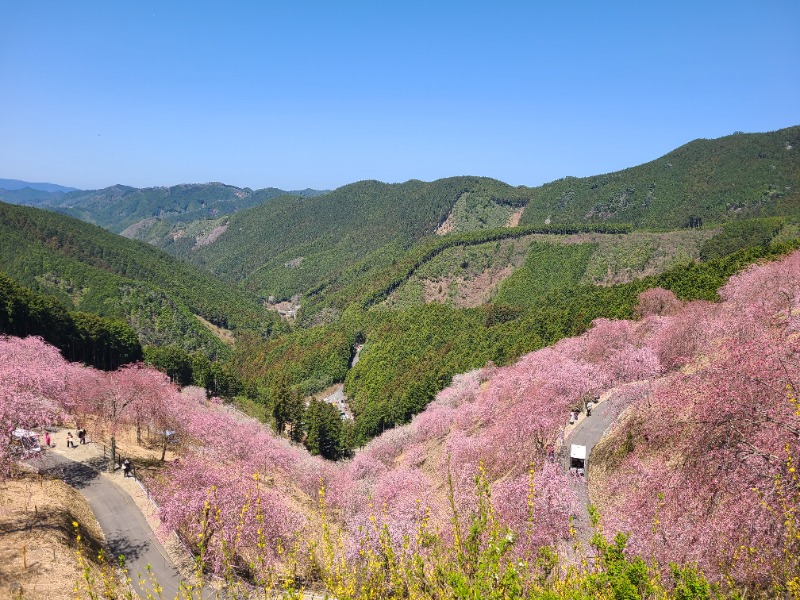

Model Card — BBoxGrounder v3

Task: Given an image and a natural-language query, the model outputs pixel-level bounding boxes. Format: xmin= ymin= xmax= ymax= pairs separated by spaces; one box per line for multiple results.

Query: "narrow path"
xmin=34 ymin=446 xmax=329 ymax=599
xmin=564 ymin=397 xmax=619 ymax=478
xmin=560 ymin=389 xmax=631 ymax=548
xmin=35 ymin=451 xmax=196 ymax=598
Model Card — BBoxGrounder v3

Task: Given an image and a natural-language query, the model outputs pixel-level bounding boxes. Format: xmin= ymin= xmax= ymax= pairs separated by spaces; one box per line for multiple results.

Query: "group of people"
xmin=568 ymin=397 xmax=597 ymax=425
xmin=40 ymin=427 xmax=135 ymax=478
xmin=65 ymin=427 xmax=87 ymax=448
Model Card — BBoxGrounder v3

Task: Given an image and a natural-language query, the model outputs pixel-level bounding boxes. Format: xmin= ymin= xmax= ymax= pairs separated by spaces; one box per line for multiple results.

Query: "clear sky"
xmin=2 ymin=1 xmax=798 ymax=191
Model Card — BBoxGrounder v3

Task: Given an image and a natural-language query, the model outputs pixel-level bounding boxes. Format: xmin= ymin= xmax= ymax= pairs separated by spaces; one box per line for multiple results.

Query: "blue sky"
xmin=2 ymin=1 xmax=798 ymax=191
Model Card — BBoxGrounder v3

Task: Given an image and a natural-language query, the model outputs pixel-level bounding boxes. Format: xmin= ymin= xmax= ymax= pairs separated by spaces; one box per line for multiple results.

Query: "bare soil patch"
xmin=421 ymin=266 xmax=515 ymax=308
xmin=507 ymin=207 xmax=524 ymax=227
xmin=194 ymin=223 xmax=228 ymax=247
xmin=0 ymin=471 xmax=105 ymax=600
xmin=436 ymin=213 xmax=456 ymax=235
xmin=195 ymin=314 xmax=236 ymax=346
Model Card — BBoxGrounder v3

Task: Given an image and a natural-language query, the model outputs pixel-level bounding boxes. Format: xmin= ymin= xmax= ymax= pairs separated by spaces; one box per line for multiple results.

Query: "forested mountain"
xmin=519 ymin=125 xmax=800 ymax=228
xmin=185 ymin=176 xmax=534 ymax=301
xmin=3 ymin=127 xmax=799 ymax=450
xmin=235 ymin=218 xmax=798 ymax=444
xmin=0 ymin=201 xmax=284 ymax=357
xmin=5 ymin=128 xmax=798 ymax=309
xmin=0 ymin=181 xmax=326 ymax=235
xmin=163 ymin=127 xmax=799 ymax=307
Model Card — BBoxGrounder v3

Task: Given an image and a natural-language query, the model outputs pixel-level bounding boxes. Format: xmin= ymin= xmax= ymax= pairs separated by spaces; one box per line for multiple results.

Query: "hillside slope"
xmin=3 ymin=252 xmax=798 ymax=596
xmin=333 ymin=249 xmax=800 ymax=589
xmin=0 ymin=201 xmax=283 ymax=355
xmin=0 ymin=182 xmax=326 ymax=235
xmin=190 ymin=127 xmax=799 ymax=308
xmin=187 ymin=176 xmax=534 ymax=300
xmin=519 ymin=125 xmax=800 ymax=229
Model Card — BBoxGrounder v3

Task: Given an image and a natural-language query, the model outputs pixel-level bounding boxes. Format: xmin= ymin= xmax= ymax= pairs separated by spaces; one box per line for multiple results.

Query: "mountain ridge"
xmin=0 ymin=178 xmax=78 ymax=193
xmin=519 ymin=125 xmax=800 ymax=228
xmin=0 ymin=181 xmax=329 ymax=235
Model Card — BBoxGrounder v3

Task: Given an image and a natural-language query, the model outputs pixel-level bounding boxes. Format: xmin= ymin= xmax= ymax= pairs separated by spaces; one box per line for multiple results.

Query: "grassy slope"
xmin=519 ymin=125 xmax=800 ymax=229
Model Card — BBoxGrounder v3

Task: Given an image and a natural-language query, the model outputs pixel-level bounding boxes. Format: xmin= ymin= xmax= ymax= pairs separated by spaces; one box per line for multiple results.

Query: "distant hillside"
xmin=0 ymin=186 xmax=63 ymax=206
xmin=186 ymin=177 xmax=535 ymax=301
xmin=0 ymin=201 xmax=285 ymax=356
xmin=173 ymin=127 xmax=799 ymax=306
xmin=59 ymin=183 xmax=326 ymax=233
xmin=520 ymin=126 xmax=800 ymax=229
xmin=0 ymin=178 xmax=78 ymax=193
xmin=0 ymin=182 xmax=327 ymax=236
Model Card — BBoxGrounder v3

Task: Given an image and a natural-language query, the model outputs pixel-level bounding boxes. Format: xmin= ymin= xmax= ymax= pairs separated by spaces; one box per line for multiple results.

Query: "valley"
xmin=2 ymin=125 xmax=800 ymax=597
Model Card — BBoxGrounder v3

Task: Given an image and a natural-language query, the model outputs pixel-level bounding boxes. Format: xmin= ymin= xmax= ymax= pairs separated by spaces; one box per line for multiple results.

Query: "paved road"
xmin=564 ymin=399 xmax=618 ymax=479
xmin=35 ymin=452 xmax=201 ymax=599
xmin=559 ymin=393 xmax=626 ymax=549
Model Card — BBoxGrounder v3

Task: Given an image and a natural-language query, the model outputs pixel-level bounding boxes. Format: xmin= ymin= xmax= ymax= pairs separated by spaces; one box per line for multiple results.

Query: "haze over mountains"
xmin=0 ymin=178 xmax=78 ymax=193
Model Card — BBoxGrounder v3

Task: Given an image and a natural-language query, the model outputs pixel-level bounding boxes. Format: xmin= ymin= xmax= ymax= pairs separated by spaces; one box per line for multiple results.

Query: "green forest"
xmin=519 ymin=126 xmax=800 ymax=228
xmin=0 ymin=201 xmax=285 ymax=357
xmin=0 ymin=271 xmax=141 ymax=370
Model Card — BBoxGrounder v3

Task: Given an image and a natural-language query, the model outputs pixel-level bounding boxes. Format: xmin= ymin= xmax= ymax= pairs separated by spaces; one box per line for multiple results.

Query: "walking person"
xmin=66 ymin=432 xmax=75 ymax=448
xmin=44 ymin=431 xmax=51 ymax=448
xmin=78 ymin=427 xmax=86 ymax=444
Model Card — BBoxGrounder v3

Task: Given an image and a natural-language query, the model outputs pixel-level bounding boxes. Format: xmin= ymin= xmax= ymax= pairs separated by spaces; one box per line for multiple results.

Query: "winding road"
xmin=563 ymin=397 xmax=620 ymax=478
xmin=33 ymin=450 xmax=207 ymax=599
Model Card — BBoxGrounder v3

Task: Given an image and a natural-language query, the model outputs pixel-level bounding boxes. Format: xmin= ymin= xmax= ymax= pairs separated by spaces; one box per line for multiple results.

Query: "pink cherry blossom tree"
xmin=594 ymin=250 xmax=800 ymax=587
xmin=79 ymin=363 xmax=176 ymax=470
xmin=0 ymin=336 xmax=87 ymax=477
